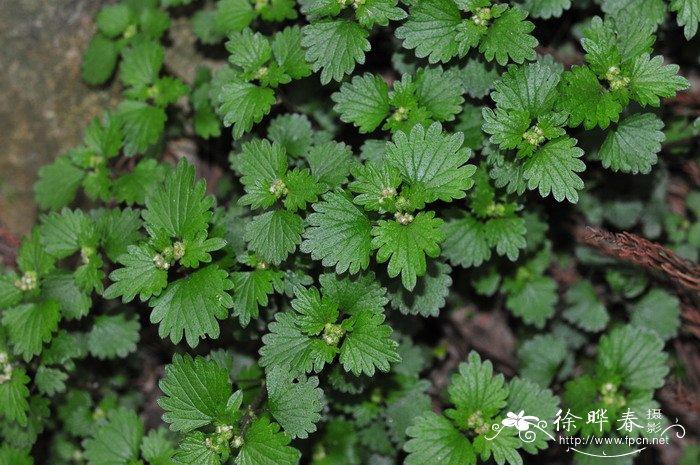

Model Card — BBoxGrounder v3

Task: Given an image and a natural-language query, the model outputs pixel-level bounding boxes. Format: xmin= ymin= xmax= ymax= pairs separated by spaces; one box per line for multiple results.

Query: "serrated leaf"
xmin=260 ymin=313 xmax=337 ymax=375
xmin=396 ymin=0 xmax=461 ymax=64
xmin=405 ymin=412 xmax=476 ymax=465
xmin=301 ymin=191 xmax=373 ymax=274
xmin=372 ymin=211 xmax=445 ymax=290
xmin=35 ymin=366 xmax=68 ymax=396
xmin=267 ymin=113 xmax=314 ymax=157
xmin=302 ymin=20 xmax=370 ymax=84
xmin=3 ymin=301 xmax=60 ymax=362
xmin=597 ymin=325 xmax=668 ymax=390
xmin=504 ymin=275 xmax=557 ymax=328
xmin=34 ymin=156 xmax=84 ymax=210
xmin=522 ymin=0 xmax=571 ymax=19
xmin=42 ymin=272 xmax=91 ymax=320
xmin=82 ymin=408 xmax=143 ymax=465
xmin=174 ymin=432 xmax=221 ymax=465
xmin=517 ymin=334 xmax=568 ymax=387
xmin=235 ymin=417 xmax=301 ymax=465
xmin=87 ymin=314 xmax=140 ymax=360
xmin=104 ymin=244 xmax=169 ymax=303
xmin=113 ymin=158 xmax=166 ymax=205
xmin=389 ymin=260 xmax=451 ymax=317
xmin=120 ymin=40 xmax=164 ymax=87
xmin=39 ymin=208 xmax=96 ymax=259
xmin=480 ymin=7 xmax=538 ymax=66
xmin=629 ymin=288 xmax=680 ymax=341
xmin=448 ymin=351 xmax=508 ymax=418
xmin=0 ymin=367 xmax=30 ymax=425
xmin=506 ymin=377 xmax=559 ymax=453
xmin=142 ymin=159 xmax=215 ymax=240
xmin=563 ymin=281 xmax=609 ymax=332
xmin=385 ymin=122 xmax=476 ymax=203
xmin=332 ymin=74 xmax=391 ymax=133
xmin=599 ymin=113 xmax=665 ymax=174
xmin=266 ymin=366 xmax=324 ymax=439
xmin=671 ymin=0 xmax=700 ymax=39
xmin=230 ymin=269 xmax=283 ymax=327
xmin=117 ymin=100 xmax=166 ymax=156
xmin=272 ymin=26 xmax=311 ymax=80
xmin=558 ymin=66 xmax=622 ymax=130
xmin=340 ymin=310 xmax=401 ymax=376
xmin=319 ymin=272 xmax=389 ymax=315
xmin=306 ymin=141 xmax=353 ymax=187
xmin=149 ymin=266 xmax=233 ymax=347
xmin=217 ymin=79 xmax=276 ymax=139
xmin=244 ymin=210 xmax=303 ymax=266
xmin=158 ymin=354 xmax=233 ymax=432
xmin=628 ymin=54 xmax=689 ymax=107
xmin=523 ymin=137 xmax=585 ymax=203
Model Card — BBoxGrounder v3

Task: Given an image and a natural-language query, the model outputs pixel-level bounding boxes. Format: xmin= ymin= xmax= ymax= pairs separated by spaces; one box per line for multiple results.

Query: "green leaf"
xmin=82 ymin=408 xmax=144 ymax=465
xmin=490 ymin=58 xmax=562 ymax=116
xmin=504 ymin=275 xmax=557 ymax=328
xmin=158 ymin=354 xmax=233 ymax=433
xmin=506 ymin=377 xmax=559 ymax=453
xmin=414 ymin=66 xmax=465 ymax=122
xmin=355 ymin=0 xmax=407 ymax=28
xmin=39 ymin=208 xmax=96 ymax=259
xmin=396 ymin=0 xmax=461 ymax=64
xmin=480 ymin=7 xmax=538 ymax=66
xmin=34 ymin=156 xmax=85 ymax=210
xmin=517 ymin=334 xmax=568 ymax=387
xmin=3 ymin=301 xmax=60 ymax=362
xmin=448 ymin=351 xmax=508 ymax=418
xmin=267 ymin=113 xmax=314 ymax=157
xmin=389 ymin=260 xmax=452 ymax=317
xmin=120 ymin=40 xmax=164 ymax=87
xmin=244 ymin=210 xmax=303 ymax=266
xmin=558 ymin=66 xmax=622 ymax=130
xmin=143 ymin=159 xmax=215 ymax=240
xmin=104 ymin=244 xmax=169 ymax=303
xmin=113 ymin=158 xmax=166 ymax=205
xmin=234 ymin=138 xmax=287 ymax=209
xmin=629 ymin=288 xmax=680 ymax=341
xmin=217 ymin=79 xmax=276 ymax=139
xmin=522 ymin=0 xmax=571 ymax=19
xmin=260 ymin=313 xmax=337 ymax=375
xmin=306 ymin=141 xmax=353 ymax=187
xmin=0 ymin=445 xmax=33 ymax=465
xmin=385 ymin=122 xmax=476 ymax=203
xmin=0 ymin=367 xmax=30 ymax=425
xmin=149 ymin=266 xmax=233 ymax=347
xmin=141 ymin=428 xmax=175 ymax=465
xmin=272 ymin=26 xmax=312 ymax=80
xmin=628 ymin=54 xmax=689 ymax=107
xmin=332 ymin=74 xmax=391 ymax=133
xmin=372 ymin=211 xmax=445 ymax=290
xmin=597 ymin=325 xmax=669 ymax=391
xmin=523 ymin=137 xmax=585 ymax=203
xmin=87 ymin=314 xmax=140 ymax=360
xmin=117 ymin=100 xmax=167 ymax=156
xmin=301 ymin=191 xmax=373 ymax=274
xmin=405 ymin=412 xmax=476 ymax=465
xmin=319 ymin=272 xmax=389 ymax=315
xmin=0 ymin=274 xmax=22 ymax=309
xmin=235 ymin=417 xmax=301 ymax=465
xmin=230 ymin=268 xmax=283 ymax=327
xmin=35 ymin=366 xmax=68 ymax=396
xmin=82 ymin=35 xmax=118 ymax=85
xmin=17 ymin=230 xmax=56 ymax=277
xmin=601 ymin=0 xmax=667 ymax=28
xmin=442 ymin=214 xmax=526 ymax=268
xmin=97 ymin=208 xmax=144 ymax=262
xmin=563 ymin=281 xmax=609 ymax=332
xmin=671 ymin=0 xmax=700 ymax=39
xmin=599 ymin=113 xmax=665 ymax=174
xmin=174 ymin=432 xmax=221 ymax=465
xmin=215 ymin=0 xmax=256 ymax=35
xmin=96 ymin=4 xmax=132 ymax=37
xmin=302 ymin=20 xmax=370 ymax=84
xmin=266 ymin=366 xmax=324 ymax=439
xmin=42 ymin=273 xmax=91 ymax=320
xmin=340 ymin=310 xmax=401 ymax=376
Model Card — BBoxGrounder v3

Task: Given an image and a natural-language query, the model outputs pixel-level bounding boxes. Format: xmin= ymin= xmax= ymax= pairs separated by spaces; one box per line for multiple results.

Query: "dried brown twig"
xmin=573 ymin=224 xmax=700 ymax=292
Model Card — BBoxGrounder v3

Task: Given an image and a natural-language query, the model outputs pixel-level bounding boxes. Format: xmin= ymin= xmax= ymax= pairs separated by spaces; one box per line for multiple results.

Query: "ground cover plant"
xmin=1 ymin=0 xmax=699 ymax=464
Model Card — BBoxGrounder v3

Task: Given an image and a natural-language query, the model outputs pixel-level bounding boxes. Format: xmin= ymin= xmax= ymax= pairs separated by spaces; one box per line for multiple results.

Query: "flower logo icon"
xmin=502 ymin=411 xmax=540 ymax=432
